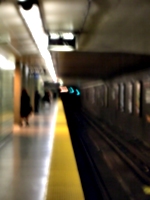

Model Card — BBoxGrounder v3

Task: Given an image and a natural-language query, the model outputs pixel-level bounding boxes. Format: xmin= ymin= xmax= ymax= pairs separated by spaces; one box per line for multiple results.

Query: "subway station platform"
xmin=0 ymin=100 xmax=84 ymax=200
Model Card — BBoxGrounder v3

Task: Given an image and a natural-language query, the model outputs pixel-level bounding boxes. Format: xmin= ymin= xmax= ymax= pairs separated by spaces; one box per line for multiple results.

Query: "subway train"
xmin=81 ymin=68 xmax=150 ymax=146
xmin=60 ymin=73 xmax=150 ymax=199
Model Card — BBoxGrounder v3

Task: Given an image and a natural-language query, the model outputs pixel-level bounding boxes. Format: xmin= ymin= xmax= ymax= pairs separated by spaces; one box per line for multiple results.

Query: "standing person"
xmin=34 ymin=89 xmax=41 ymax=113
xmin=20 ymin=88 xmax=32 ymax=126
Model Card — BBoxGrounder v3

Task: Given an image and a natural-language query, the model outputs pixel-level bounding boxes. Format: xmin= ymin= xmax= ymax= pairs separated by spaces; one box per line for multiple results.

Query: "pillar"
xmin=14 ymin=60 xmax=22 ymax=125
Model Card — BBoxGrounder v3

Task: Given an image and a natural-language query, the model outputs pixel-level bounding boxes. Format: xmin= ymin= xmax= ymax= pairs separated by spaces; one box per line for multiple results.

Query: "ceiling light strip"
xmin=19 ymin=5 xmax=57 ymax=82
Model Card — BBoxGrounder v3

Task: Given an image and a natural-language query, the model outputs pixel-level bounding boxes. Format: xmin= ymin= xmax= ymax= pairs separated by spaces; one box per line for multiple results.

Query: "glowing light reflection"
xmin=43 ymin=103 xmax=58 ymax=200
xmin=0 ymin=55 xmax=15 ymax=70
xmin=19 ymin=5 xmax=57 ymax=82
xmin=60 ymin=86 xmax=68 ymax=93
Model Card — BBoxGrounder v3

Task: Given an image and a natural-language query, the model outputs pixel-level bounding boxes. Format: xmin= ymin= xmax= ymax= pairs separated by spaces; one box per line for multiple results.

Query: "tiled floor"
xmin=0 ymin=100 xmax=84 ymax=200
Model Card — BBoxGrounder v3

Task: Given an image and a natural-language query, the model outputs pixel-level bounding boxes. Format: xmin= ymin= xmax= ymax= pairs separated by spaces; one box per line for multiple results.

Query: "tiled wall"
xmin=0 ymin=50 xmax=15 ymax=141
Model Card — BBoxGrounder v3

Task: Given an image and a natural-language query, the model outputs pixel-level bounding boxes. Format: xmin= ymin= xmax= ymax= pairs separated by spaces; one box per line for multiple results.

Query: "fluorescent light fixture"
xmin=50 ymin=32 xmax=74 ymax=40
xmin=18 ymin=0 xmax=27 ymax=2
xmin=19 ymin=5 xmax=57 ymax=82
xmin=62 ymin=32 xmax=74 ymax=40
xmin=49 ymin=32 xmax=76 ymax=51
xmin=49 ymin=45 xmax=74 ymax=52
xmin=0 ymin=55 xmax=15 ymax=70
xmin=50 ymin=33 xmax=60 ymax=40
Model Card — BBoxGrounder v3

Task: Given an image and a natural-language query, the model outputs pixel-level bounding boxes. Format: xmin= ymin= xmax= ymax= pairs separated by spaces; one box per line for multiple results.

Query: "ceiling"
xmin=1 ymin=0 xmax=150 ymax=85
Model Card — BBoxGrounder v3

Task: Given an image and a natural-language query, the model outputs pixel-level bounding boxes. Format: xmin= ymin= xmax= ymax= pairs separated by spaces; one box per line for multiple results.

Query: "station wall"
xmin=0 ymin=48 xmax=15 ymax=141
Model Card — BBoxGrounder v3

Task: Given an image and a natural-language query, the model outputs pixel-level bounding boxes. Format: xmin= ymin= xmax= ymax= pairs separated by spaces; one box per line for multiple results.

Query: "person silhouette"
xmin=20 ymin=88 xmax=32 ymax=126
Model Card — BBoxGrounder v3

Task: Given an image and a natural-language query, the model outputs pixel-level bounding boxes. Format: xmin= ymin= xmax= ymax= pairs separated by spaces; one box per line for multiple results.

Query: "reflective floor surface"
xmin=0 ymin=100 xmax=84 ymax=200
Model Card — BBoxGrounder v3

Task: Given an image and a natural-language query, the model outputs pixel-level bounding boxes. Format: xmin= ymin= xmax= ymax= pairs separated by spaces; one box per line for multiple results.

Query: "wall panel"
xmin=0 ymin=51 xmax=15 ymax=141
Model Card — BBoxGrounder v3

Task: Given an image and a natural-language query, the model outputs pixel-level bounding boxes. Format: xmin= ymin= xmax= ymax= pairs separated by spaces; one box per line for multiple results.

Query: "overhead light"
xmin=19 ymin=4 xmax=57 ymax=82
xmin=0 ymin=55 xmax=15 ymax=70
xmin=62 ymin=33 xmax=74 ymax=40
xmin=50 ymin=33 xmax=60 ymax=40
xmin=49 ymin=45 xmax=74 ymax=52
xmin=48 ymin=32 xmax=76 ymax=51
xmin=50 ymin=32 xmax=74 ymax=40
xmin=18 ymin=0 xmax=27 ymax=2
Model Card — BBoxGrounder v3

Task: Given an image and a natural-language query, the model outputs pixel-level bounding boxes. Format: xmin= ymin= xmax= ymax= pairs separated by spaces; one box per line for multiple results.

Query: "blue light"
xmin=69 ymin=87 xmax=74 ymax=94
xmin=76 ymin=89 xmax=80 ymax=96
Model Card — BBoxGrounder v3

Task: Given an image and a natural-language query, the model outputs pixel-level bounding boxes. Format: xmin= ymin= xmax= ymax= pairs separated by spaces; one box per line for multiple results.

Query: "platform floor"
xmin=0 ymin=100 xmax=84 ymax=200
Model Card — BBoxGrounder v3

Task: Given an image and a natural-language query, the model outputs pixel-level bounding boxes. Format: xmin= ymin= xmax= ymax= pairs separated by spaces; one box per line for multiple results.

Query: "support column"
xmin=14 ymin=60 xmax=22 ymax=125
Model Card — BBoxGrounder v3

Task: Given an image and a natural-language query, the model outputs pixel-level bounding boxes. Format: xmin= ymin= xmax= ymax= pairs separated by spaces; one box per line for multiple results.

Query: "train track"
xmin=81 ymin=110 xmax=150 ymax=186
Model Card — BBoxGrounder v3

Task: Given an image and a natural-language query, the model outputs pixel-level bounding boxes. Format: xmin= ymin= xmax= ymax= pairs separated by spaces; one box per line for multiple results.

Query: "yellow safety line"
xmin=143 ymin=185 xmax=150 ymax=195
xmin=45 ymin=100 xmax=85 ymax=200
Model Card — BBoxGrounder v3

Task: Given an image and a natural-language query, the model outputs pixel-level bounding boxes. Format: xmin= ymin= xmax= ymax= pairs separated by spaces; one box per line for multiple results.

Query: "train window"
xmin=100 ymin=85 xmax=105 ymax=106
xmin=87 ymin=89 xmax=90 ymax=101
xmin=95 ymin=86 xmax=100 ymax=103
xmin=88 ymin=88 xmax=95 ymax=104
xmin=112 ymin=84 xmax=119 ymax=109
xmin=103 ymin=85 xmax=108 ymax=107
xmin=112 ymin=85 xmax=116 ymax=100
xmin=145 ymin=82 xmax=150 ymax=104
xmin=128 ymin=82 xmax=133 ymax=113
xmin=89 ymin=89 xmax=91 ymax=100
xmin=119 ymin=83 xmax=125 ymax=112
xmin=135 ymin=82 xmax=141 ymax=115
xmin=104 ymin=85 xmax=109 ymax=107
xmin=104 ymin=85 xmax=108 ymax=107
